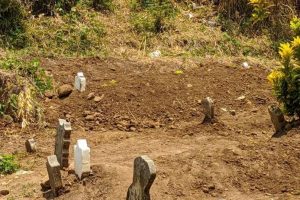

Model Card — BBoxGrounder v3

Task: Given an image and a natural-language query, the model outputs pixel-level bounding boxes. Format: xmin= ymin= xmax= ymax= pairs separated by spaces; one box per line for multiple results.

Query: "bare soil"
xmin=0 ymin=57 xmax=299 ymax=200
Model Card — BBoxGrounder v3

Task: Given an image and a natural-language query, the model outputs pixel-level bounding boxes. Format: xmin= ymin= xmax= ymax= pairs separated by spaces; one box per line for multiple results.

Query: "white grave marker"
xmin=74 ymin=139 xmax=90 ymax=180
xmin=74 ymin=72 xmax=86 ymax=92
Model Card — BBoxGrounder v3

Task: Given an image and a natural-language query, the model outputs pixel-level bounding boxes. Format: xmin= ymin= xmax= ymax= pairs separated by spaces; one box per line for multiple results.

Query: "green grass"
xmin=0 ymin=154 xmax=19 ymax=174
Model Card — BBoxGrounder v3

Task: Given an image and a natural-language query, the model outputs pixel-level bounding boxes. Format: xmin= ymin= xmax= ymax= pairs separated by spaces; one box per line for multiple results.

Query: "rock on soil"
xmin=58 ymin=84 xmax=73 ymax=98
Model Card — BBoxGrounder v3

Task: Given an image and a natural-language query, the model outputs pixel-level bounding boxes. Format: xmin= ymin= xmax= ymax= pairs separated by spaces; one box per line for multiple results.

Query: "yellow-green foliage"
xmin=268 ymin=17 xmax=300 ymax=116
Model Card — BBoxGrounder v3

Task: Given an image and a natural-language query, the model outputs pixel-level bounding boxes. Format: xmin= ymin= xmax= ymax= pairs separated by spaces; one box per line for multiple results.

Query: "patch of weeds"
xmin=92 ymin=0 xmax=115 ymax=12
xmin=0 ymin=57 xmax=52 ymax=94
xmin=26 ymin=5 xmax=107 ymax=57
xmin=130 ymin=0 xmax=177 ymax=35
xmin=0 ymin=0 xmax=27 ymax=49
xmin=0 ymin=154 xmax=19 ymax=175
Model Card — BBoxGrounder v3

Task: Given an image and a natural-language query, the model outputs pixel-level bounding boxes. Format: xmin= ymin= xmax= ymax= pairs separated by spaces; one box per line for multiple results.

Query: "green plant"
xmin=92 ymin=0 xmax=114 ymax=12
xmin=131 ymin=0 xmax=177 ymax=34
xmin=0 ymin=154 xmax=19 ymax=174
xmin=268 ymin=17 xmax=300 ymax=116
xmin=0 ymin=0 xmax=27 ymax=48
xmin=249 ymin=0 xmax=272 ymax=25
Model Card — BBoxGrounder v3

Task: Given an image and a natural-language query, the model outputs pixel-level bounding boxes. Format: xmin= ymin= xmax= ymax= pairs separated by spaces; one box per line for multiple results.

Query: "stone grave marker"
xmin=74 ymin=72 xmax=86 ymax=92
xmin=54 ymin=119 xmax=72 ymax=168
xmin=268 ymin=105 xmax=286 ymax=132
xmin=25 ymin=138 xmax=36 ymax=153
xmin=46 ymin=155 xmax=63 ymax=197
xmin=126 ymin=155 xmax=156 ymax=200
xmin=202 ymin=97 xmax=214 ymax=122
xmin=74 ymin=139 xmax=91 ymax=180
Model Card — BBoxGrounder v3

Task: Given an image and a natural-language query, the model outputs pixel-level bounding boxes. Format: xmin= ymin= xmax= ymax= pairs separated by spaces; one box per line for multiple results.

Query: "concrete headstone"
xmin=46 ymin=155 xmax=63 ymax=197
xmin=75 ymin=72 xmax=86 ymax=92
xmin=74 ymin=139 xmax=91 ymax=180
xmin=25 ymin=138 xmax=36 ymax=153
xmin=54 ymin=119 xmax=72 ymax=168
xmin=126 ymin=155 xmax=156 ymax=200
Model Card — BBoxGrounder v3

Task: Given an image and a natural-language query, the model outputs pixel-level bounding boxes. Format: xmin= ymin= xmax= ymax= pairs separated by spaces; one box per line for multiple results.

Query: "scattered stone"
xmin=187 ymin=84 xmax=193 ymax=88
xmin=242 ymin=62 xmax=250 ymax=69
xmin=85 ymin=115 xmax=95 ymax=121
xmin=187 ymin=13 xmax=193 ymax=19
xmin=229 ymin=110 xmax=236 ymax=116
xmin=40 ymin=180 xmax=51 ymax=190
xmin=149 ymin=50 xmax=161 ymax=58
xmin=54 ymin=119 xmax=72 ymax=168
xmin=74 ymin=139 xmax=91 ymax=180
xmin=58 ymin=84 xmax=73 ymax=98
xmin=74 ymin=72 xmax=86 ymax=92
xmin=236 ymin=95 xmax=246 ymax=101
xmin=46 ymin=155 xmax=63 ymax=197
xmin=201 ymin=97 xmax=214 ymax=122
xmin=3 ymin=114 xmax=13 ymax=125
xmin=0 ymin=190 xmax=9 ymax=196
xmin=94 ymin=94 xmax=104 ymax=102
xmin=129 ymin=126 xmax=136 ymax=132
xmin=25 ymin=138 xmax=37 ymax=153
xmin=15 ymin=170 xmax=33 ymax=176
xmin=126 ymin=155 xmax=156 ymax=200
xmin=268 ymin=105 xmax=286 ymax=133
xmin=45 ymin=91 xmax=55 ymax=99
xmin=87 ymin=92 xmax=95 ymax=100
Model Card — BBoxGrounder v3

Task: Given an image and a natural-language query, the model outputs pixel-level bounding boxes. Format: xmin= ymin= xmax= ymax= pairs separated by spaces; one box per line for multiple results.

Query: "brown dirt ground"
xmin=0 ymin=57 xmax=300 ymax=200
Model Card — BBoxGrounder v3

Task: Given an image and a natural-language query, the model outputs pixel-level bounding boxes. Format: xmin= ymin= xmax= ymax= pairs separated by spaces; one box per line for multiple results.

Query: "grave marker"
xmin=74 ymin=139 xmax=91 ymax=180
xmin=54 ymin=119 xmax=72 ymax=168
xmin=202 ymin=97 xmax=214 ymax=122
xmin=25 ymin=138 xmax=36 ymax=153
xmin=46 ymin=155 xmax=63 ymax=197
xmin=75 ymin=72 xmax=86 ymax=92
xmin=268 ymin=105 xmax=286 ymax=133
xmin=126 ymin=155 xmax=156 ymax=200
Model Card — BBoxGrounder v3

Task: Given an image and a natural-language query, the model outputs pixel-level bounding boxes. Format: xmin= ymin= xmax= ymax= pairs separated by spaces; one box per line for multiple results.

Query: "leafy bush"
xmin=267 ymin=17 xmax=300 ymax=117
xmin=0 ymin=0 xmax=27 ymax=48
xmin=0 ymin=57 xmax=51 ymax=126
xmin=92 ymin=0 xmax=114 ymax=12
xmin=0 ymin=154 xmax=19 ymax=174
xmin=31 ymin=0 xmax=79 ymax=16
xmin=130 ymin=0 xmax=177 ymax=34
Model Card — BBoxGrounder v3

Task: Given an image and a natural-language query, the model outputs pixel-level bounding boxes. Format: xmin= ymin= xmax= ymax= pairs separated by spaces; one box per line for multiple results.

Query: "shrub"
xmin=0 ymin=154 xmax=19 ymax=174
xmin=267 ymin=17 xmax=300 ymax=117
xmin=92 ymin=0 xmax=114 ymax=12
xmin=31 ymin=0 xmax=79 ymax=16
xmin=0 ymin=57 xmax=51 ymax=127
xmin=0 ymin=0 xmax=27 ymax=48
xmin=0 ymin=0 xmax=25 ymax=34
xmin=130 ymin=0 xmax=177 ymax=34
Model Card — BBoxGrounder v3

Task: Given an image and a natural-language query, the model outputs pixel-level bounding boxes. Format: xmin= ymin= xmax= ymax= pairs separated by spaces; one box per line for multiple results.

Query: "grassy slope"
xmin=0 ymin=0 xmax=279 ymax=68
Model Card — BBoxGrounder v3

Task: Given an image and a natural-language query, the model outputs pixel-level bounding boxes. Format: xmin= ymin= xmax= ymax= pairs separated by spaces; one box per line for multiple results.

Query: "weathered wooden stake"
xmin=268 ymin=105 xmax=286 ymax=133
xmin=126 ymin=155 xmax=156 ymax=200
xmin=46 ymin=155 xmax=63 ymax=197
xmin=54 ymin=119 xmax=72 ymax=168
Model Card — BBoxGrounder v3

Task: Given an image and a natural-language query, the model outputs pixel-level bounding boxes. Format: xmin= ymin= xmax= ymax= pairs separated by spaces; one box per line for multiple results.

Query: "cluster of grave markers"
xmin=43 ymin=119 xmax=157 ymax=199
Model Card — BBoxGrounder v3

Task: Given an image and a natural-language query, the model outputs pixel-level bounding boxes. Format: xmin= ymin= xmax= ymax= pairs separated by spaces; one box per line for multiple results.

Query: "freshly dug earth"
xmin=0 ymin=57 xmax=299 ymax=200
